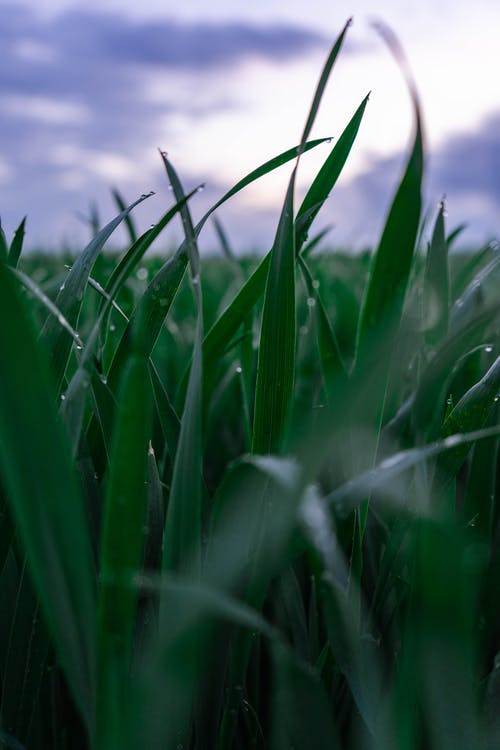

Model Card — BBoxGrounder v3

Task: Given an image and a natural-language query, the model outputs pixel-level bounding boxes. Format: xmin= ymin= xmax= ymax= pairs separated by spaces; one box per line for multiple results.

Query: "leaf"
xmin=0 ymin=259 xmax=96 ymax=735
xmin=40 ymin=192 xmax=153 ymax=393
xmin=295 ymin=93 xmax=369 ymax=251
xmin=423 ymin=199 xmax=449 ymax=344
xmin=8 ymin=217 xmax=27 ymax=269
xmin=97 ymin=354 xmax=153 ymax=748
xmin=252 ymin=172 xmax=296 ymax=454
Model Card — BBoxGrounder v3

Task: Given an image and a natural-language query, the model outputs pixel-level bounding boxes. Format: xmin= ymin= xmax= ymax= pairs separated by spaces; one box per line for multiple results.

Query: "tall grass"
xmin=1 ymin=21 xmax=500 ymax=750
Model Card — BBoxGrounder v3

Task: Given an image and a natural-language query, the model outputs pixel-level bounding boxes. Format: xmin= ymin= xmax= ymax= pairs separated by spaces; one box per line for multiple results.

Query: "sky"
xmin=1 ymin=0 xmax=499 ymax=254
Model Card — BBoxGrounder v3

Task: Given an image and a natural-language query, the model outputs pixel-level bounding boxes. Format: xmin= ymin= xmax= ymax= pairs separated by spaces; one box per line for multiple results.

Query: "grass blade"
xmin=40 ymin=192 xmax=153 ymax=393
xmin=252 ymin=173 xmax=296 ymax=454
xmin=0 ymin=260 xmax=96 ymax=736
xmin=8 ymin=217 xmax=26 ymax=269
xmin=97 ymin=354 xmax=153 ymax=749
xmin=423 ymin=199 xmax=449 ymax=344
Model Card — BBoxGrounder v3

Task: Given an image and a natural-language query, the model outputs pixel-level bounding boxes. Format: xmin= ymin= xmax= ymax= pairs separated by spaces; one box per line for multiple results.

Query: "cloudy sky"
xmin=1 ymin=0 xmax=499 ymax=253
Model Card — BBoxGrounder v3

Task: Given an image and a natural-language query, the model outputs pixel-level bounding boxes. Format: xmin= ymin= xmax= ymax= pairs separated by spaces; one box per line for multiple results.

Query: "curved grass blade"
xmin=295 ymin=93 xmax=369 ymax=251
xmin=97 ymin=354 xmax=153 ymax=749
xmin=437 ymin=355 xmax=500 ymax=479
xmin=355 ymin=38 xmax=423 ymax=373
xmin=412 ymin=304 xmax=500 ymax=440
xmin=8 ymin=217 xmax=26 ymax=269
xmin=13 ymin=268 xmax=83 ymax=348
xmin=299 ymin=18 xmax=352 ymax=147
xmin=325 ymin=424 xmax=500 ymax=518
xmin=449 ymin=253 xmax=500 ymax=332
xmin=423 ymin=199 xmax=449 ymax=345
xmin=40 ymin=192 xmax=153 ymax=393
xmin=111 ymin=188 xmax=138 ymax=244
xmin=0 ymin=260 xmax=96 ymax=736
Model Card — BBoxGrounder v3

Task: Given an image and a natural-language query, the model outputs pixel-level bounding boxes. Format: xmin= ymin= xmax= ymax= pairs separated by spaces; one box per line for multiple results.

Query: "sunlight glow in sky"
xmin=1 ymin=0 xmax=499 ymax=252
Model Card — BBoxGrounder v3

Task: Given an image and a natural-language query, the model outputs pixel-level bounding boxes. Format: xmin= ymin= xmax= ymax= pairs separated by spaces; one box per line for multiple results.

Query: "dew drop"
xmin=109 ymin=323 xmax=116 ymax=332
xmin=59 ymin=283 xmax=65 ymax=291
xmin=299 ymin=325 xmax=309 ymax=335
xmin=485 ymin=345 xmax=493 ymax=353
xmin=100 ymin=374 xmax=108 ymax=385
xmin=236 ymin=365 xmax=242 ymax=374
xmin=60 ymin=393 xmax=66 ymax=401
xmin=312 ymin=279 xmax=320 ymax=289
xmin=306 ymin=297 xmax=316 ymax=308
xmin=192 ymin=274 xmax=200 ymax=286
xmin=136 ymin=267 xmax=148 ymax=281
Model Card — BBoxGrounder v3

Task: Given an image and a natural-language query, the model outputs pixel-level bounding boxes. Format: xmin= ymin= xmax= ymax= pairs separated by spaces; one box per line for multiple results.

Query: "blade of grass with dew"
xmin=65 ymin=191 xmax=199 ymax=460
xmin=436 ymin=355 xmax=500 ymax=481
xmin=160 ymin=154 xmax=204 ymax=578
xmin=40 ymin=191 xmax=154 ymax=393
xmin=7 ymin=217 xmax=26 ymax=269
xmin=423 ymin=199 xmax=449 ymax=345
xmin=412 ymin=304 xmax=500 ymax=440
xmin=60 ymin=191 xmax=198 ymax=463
xmin=0 ymin=259 xmax=96 ymax=736
xmin=451 ymin=241 xmax=498 ymax=301
xmin=449 ymin=253 xmax=500 ymax=333
xmin=97 ymin=353 xmax=153 ymax=750
xmin=12 ymin=268 xmax=84 ymax=350
xmin=111 ymin=188 xmax=138 ymax=244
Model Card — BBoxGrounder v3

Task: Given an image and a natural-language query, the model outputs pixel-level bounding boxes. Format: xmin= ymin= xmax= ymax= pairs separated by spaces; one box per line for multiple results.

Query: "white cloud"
xmin=3 ymin=95 xmax=90 ymax=125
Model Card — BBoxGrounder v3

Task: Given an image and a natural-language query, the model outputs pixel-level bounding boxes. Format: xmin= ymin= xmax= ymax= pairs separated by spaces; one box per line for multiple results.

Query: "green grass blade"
xmin=299 ymin=18 xmax=352 ymax=146
xmin=423 ymin=199 xmax=449 ymax=344
xmin=111 ymin=188 xmax=138 ymax=244
xmin=296 ymin=94 xmax=369 ymax=251
xmin=355 ymin=32 xmax=423 ymax=372
xmin=0 ymin=218 xmax=8 ymax=262
xmin=160 ymin=157 xmax=204 ymax=577
xmin=0 ymin=260 xmax=96 ymax=736
xmin=40 ymin=192 xmax=153 ymax=393
xmin=436 ymin=355 xmax=500 ymax=480
xmin=252 ymin=172 xmax=296 ymax=454
xmin=412 ymin=304 xmax=500 ymax=440
xmin=325 ymin=424 xmax=500 ymax=518
xmin=97 ymin=354 xmax=153 ymax=749
xmin=8 ymin=217 xmax=26 ymax=269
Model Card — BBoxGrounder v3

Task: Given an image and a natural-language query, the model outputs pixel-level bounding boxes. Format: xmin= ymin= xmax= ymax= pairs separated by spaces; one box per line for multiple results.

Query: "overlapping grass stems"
xmin=1 ymin=19 xmax=500 ymax=750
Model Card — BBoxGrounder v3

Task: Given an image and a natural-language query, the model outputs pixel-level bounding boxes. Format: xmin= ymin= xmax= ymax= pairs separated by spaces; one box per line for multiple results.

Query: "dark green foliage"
xmin=1 ymin=21 xmax=499 ymax=750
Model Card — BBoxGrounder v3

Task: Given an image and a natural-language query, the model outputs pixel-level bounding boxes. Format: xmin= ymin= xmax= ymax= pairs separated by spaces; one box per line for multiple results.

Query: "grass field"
xmin=1 ymin=21 xmax=500 ymax=750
